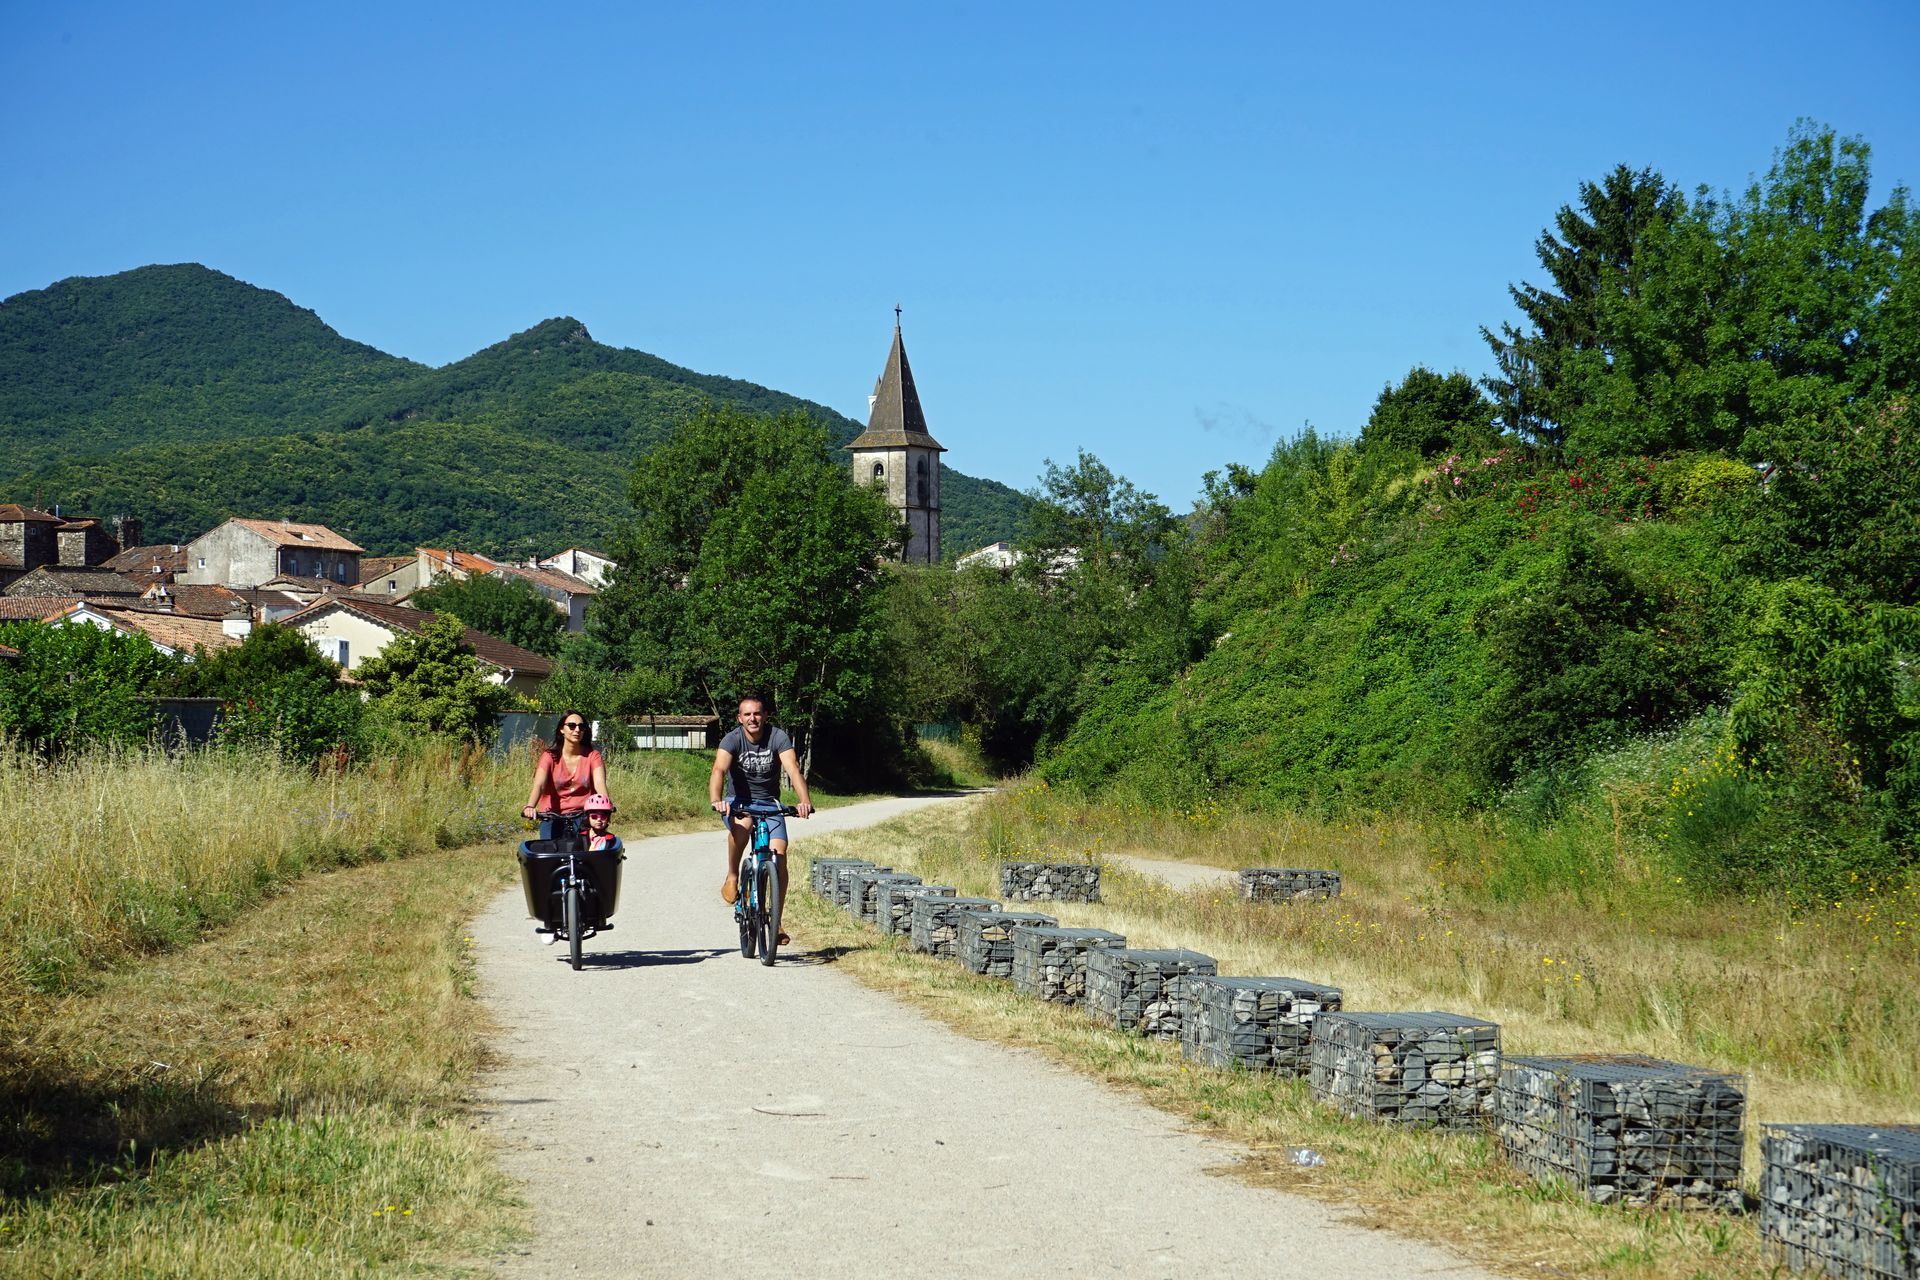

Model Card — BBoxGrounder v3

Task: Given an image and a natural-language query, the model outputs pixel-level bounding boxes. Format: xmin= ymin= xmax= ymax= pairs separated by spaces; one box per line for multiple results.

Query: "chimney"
xmin=222 ymin=600 xmax=253 ymax=640
xmin=150 ymin=584 xmax=174 ymax=613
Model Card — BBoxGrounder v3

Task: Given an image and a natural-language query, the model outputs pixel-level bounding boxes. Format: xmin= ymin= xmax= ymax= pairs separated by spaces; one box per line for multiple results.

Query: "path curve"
xmin=472 ymin=796 xmax=1499 ymax=1279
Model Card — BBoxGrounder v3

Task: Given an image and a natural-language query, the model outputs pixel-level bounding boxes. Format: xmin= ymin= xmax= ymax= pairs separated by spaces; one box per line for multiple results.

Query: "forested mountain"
xmin=0 ymin=264 xmax=1028 ymax=556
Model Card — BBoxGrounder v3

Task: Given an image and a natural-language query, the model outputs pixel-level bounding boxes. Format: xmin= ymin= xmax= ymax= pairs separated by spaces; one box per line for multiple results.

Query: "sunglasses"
xmin=562 ymin=721 xmax=585 ymax=731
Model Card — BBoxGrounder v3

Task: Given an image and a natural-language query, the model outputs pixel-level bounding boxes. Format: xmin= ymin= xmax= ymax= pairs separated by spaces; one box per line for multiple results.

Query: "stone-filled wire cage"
xmin=1309 ymin=1011 xmax=1500 ymax=1131
xmin=998 ymin=861 xmax=1102 ymax=903
xmin=832 ymin=863 xmax=892 ymax=910
xmin=1761 ymin=1123 xmax=1920 ymax=1280
xmin=909 ymin=895 xmax=1000 ymax=958
xmin=1237 ymin=868 xmax=1341 ymax=902
xmin=1178 ymin=976 xmax=1342 ymax=1075
xmin=880 ymin=882 xmax=954 ymax=937
xmin=1010 ymin=926 xmax=1127 ymax=1005
xmin=809 ymin=859 xmax=873 ymax=899
xmin=1084 ymin=948 xmax=1218 ymax=1040
xmin=956 ymin=910 xmax=1057 ymax=977
xmin=1496 ymin=1055 xmax=1745 ymax=1209
xmin=855 ymin=872 xmax=922 ymax=925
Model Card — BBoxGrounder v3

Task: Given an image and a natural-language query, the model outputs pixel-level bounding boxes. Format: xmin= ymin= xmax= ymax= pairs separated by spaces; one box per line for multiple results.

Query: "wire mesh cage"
xmin=855 ymin=873 xmax=922 ymax=925
xmin=832 ymin=862 xmax=893 ymax=910
xmin=1761 ymin=1123 xmax=1920 ymax=1280
xmin=909 ymin=895 xmax=1000 ymax=958
xmin=998 ymin=860 xmax=1103 ymax=903
xmin=1010 ymin=926 xmax=1128 ymax=1004
xmin=1237 ymin=868 xmax=1342 ymax=902
xmin=956 ymin=910 xmax=1058 ymax=977
xmin=1178 ymin=975 xmax=1343 ymax=1074
xmin=1084 ymin=948 xmax=1218 ymax=1040
xmin=809 ymin=859 xmax=873 ymax=899
xmin=1309 ymin=1011 xmax=1501 ymax=1131
xmin=1496 ymin=1054 xmax=1745 ymax=1209
xmin=879 ymin=882 xmax=954 ymax=936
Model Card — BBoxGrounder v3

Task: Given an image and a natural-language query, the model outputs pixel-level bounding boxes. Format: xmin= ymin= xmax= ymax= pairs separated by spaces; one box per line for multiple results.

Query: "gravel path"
xmin=1105 ymin=851 xmax=1238 ymax=891
xmin=472 ymin=796 xmax=1499 ymax=1279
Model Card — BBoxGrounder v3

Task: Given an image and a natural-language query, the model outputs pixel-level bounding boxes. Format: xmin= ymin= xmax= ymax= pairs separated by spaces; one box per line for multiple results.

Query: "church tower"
xmin=849 ymin=313 xmax=944 ymax=564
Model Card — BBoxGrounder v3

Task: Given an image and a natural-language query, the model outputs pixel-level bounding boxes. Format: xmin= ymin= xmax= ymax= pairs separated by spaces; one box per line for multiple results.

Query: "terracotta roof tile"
xmin=3 ymin=566 xmax=143 ymax=598
xmin=0 ymin=596 xmax=77 ymax=621
xmin=498 ymin=564 xmax=597 ymax=596
xmin=227 ymin=518 xmax=364 ymax=553
xmin=283 ymin=596 xmax=552 ymax=678
xmin=0 ymin=504 xmax=61 ymax=524
xmin=105 ymin=545 xmax=189 ymax=578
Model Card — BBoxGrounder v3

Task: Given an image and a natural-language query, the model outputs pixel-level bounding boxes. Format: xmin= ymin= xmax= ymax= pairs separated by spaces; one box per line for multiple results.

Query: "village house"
xmin=2 ymin=564 xmax=142 ymax=600
xmin=177 ymin=518 xmax=363 ymax=590
xmin=45 ymin=599 xmax=247 ymax=658
xmin=537 ymin=547 xmax=615 ymax=588
xmin=497 ymin=563 xmax=595 ymax=632
xmin=355 ymin=546 xmax=597 ymax=632
xmin=106 ymin=542 xmax=188 ymax=583
xmin=1 ymin=504 xmax=133 ymax=590
xmin=356 ymin=554 xmax=423 ymax=600
xmin=283 ymin=596 xmax=551 ymax=697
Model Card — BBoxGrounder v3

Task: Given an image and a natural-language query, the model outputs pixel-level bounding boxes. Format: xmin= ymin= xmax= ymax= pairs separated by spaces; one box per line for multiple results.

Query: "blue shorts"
xmin=723 ymin=803 xmax=788 ymax=845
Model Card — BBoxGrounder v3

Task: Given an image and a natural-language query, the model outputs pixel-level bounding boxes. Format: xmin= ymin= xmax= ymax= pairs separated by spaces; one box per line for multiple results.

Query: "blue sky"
xmin=4 ymin=1 xmax=1917 ymax=512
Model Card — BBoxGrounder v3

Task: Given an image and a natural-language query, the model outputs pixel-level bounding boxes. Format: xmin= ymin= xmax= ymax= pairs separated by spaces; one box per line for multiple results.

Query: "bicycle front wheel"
xmin=566 ymin=880 xmax=583 ymax=971
xmin=758 ymin=863 xmax=778 ymax=966
xmin=737 ymin=859 xmax=758 ymax=959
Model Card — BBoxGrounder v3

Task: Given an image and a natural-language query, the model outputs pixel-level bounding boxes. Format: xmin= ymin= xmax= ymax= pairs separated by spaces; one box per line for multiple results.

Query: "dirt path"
xmin=472 ymin=796 xmax=1499 ymax=1279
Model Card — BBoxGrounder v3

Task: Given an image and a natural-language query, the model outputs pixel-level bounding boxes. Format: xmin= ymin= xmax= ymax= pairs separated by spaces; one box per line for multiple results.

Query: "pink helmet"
xmin=584 ymin=793 xmax=615 ymax=814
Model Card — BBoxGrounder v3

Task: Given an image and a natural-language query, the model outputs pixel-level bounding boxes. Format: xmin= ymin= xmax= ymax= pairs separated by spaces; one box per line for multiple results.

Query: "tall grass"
xmin=899 ymin=781 xmax=1920 ymax=1109
xmin=0 ymin=743 xmax=710 ymax=1009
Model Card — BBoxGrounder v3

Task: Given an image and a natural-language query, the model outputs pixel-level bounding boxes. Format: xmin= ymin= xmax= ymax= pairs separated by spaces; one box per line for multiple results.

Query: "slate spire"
xmin=849 ymin=319 xmax=945 ymax=452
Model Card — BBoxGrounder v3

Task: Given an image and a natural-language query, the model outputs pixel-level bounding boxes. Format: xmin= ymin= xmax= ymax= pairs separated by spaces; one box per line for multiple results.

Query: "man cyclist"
xmin=709 ymin=694 xmax=813 ymax=940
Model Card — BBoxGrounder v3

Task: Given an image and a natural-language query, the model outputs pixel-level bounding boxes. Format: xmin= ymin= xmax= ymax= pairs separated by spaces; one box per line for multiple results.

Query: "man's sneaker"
xmin=721 ymin=874 xmax=739 ymax=905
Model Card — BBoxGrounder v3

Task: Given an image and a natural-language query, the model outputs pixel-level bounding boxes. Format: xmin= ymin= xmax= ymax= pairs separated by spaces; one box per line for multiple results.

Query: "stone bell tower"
xmin=849 ymin=311 xmax=944 ymax=564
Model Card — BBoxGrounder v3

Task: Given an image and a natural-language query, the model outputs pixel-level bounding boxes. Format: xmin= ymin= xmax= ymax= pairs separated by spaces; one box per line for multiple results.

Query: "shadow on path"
xmin=567 ymin=947 xmax=733 ymax=970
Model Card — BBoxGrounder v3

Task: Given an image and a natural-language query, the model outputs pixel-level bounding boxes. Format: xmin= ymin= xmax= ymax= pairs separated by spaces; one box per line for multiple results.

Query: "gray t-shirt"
xmin=719 ymin=725 xmax=793 ymax=805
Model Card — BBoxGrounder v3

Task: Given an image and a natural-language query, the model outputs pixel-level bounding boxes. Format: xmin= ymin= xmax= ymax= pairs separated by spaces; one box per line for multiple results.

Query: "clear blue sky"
xmin=5 ymin=1 xmax=1917 ymax=512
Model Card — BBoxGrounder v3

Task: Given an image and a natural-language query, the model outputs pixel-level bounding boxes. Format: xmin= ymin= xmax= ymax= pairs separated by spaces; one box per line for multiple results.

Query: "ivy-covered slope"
xmin=1 ymin=265 xmax=1028 ymax=556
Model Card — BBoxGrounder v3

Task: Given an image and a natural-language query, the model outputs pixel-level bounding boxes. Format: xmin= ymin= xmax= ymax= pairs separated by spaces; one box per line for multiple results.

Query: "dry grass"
xmin=0 ymin=843 xmax=523 ymax=1278
xmin=790 ymin=794 xmax=1920 ymax=1280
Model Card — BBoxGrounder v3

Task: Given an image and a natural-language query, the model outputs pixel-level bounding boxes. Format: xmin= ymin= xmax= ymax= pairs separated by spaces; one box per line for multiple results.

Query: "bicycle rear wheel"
xmin=565 ymin=880 xmax=583 ymax=971
xmin=758 ymin=863 xmax=778 ymax=966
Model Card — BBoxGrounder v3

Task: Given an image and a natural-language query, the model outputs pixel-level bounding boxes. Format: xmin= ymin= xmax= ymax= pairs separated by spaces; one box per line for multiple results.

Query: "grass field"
xmin=0 ymin=742 xmax=720 ymax=1277
xmin=789 ymin=789 xmax=1920 ymax=1280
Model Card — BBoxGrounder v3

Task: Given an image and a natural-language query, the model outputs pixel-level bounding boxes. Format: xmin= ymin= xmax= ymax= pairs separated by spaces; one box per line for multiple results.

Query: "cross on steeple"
xmin=894 ymin=303 xmax=902 ymax=327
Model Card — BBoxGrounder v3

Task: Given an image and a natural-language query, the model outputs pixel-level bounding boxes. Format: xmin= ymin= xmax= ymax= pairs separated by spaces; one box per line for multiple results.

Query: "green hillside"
xmin=0 ymin=265 xmax=1028 ymax=557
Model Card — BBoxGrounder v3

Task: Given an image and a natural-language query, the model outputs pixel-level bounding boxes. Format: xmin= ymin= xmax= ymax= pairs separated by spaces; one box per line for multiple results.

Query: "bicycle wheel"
xmin=565 ymin=879 xmax=583 ymax=971
xmin=758 ymin=863 xmax=778 ymax=966
xmin=737 ymin=859 xmax=758 ymax=959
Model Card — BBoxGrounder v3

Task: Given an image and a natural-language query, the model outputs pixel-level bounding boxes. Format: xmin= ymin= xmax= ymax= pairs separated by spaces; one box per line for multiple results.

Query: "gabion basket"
xmin=1761 ymin=1123 xmax=1920 ymax=1280
xmin=1309 ymin=1011 xmax=1500 ymax=1130
xmin=1178 ymin=975 xmax=1342 ymax=1074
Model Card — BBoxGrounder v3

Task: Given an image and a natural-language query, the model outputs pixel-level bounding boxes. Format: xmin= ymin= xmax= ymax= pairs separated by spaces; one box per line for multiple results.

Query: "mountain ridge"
xmin=1 ymin=264 xmax=1028 ymax=557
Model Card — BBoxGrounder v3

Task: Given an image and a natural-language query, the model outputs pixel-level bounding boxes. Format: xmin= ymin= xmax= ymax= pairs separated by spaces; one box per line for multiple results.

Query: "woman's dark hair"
xmin=549 ymin=709 xmax=594 ymax=755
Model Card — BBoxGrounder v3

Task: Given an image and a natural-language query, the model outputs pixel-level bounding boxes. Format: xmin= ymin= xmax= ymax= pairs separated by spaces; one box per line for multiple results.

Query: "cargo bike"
xmin=518 ymin=811 xmax=625 ymax=971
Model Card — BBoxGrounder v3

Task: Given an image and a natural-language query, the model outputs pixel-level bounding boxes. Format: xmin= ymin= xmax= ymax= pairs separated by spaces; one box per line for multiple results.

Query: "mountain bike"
xmin=731 ymin=803 xmax=800 ymax=967
xmin=519 ymin=811 xmax=625 ymax=971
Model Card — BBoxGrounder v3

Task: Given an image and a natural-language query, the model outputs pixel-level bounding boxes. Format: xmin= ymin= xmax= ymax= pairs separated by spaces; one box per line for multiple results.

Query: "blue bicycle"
xmin=731 ymin=803 xmax=800 ymax=966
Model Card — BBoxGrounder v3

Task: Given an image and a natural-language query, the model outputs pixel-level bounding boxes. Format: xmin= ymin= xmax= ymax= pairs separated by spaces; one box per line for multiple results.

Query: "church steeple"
xmin=850 ymin=314 xmax=944 ymax=564
xmin=850 ymin=317 xmax=944 ymax=452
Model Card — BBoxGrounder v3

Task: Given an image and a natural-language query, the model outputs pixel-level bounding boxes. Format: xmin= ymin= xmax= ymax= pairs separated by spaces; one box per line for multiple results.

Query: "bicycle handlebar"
xmin=727 ymin=803 xmax=803 ymax=817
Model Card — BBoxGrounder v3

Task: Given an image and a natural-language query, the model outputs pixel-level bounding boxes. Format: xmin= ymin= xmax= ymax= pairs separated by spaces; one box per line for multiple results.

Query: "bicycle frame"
xmin=731 ymin=804 xmax=793 ymax=965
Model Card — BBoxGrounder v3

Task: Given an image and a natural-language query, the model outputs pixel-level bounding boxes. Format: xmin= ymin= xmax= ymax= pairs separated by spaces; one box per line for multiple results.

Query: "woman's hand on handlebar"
xmin=795 ymin=802 xmax=814 ymax=819
xmin=522 ymin=804 xmax=538 ymax=820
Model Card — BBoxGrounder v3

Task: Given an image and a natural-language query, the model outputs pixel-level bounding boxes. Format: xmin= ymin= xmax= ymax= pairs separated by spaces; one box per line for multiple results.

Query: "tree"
xmin=0 ymin=620 xmax=180 ymax=755
xmin=354 ymin=615 xmax=514 ymax=742
xmin=1360 ymin=367 xmax=1499 ymax=458
xmin=411 ymin=573 xmax=564 ymax=657
xmin=595 ymin=405 xmax=902 ymax=778
xmin=166 ymin=622 xmax=360 ymax=762
xmin=1482 ymin=163 xmax=1682 ymax=449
